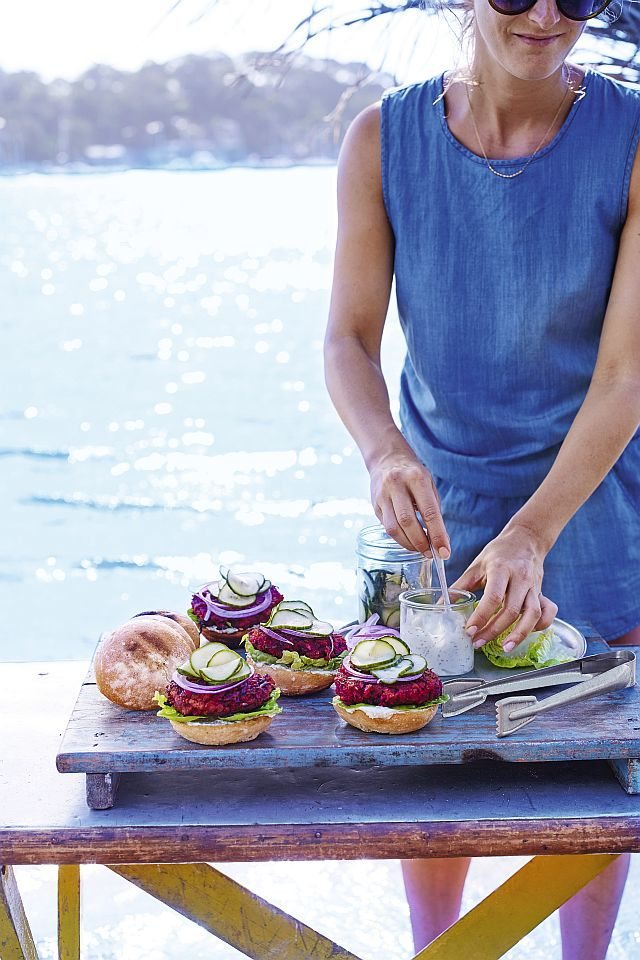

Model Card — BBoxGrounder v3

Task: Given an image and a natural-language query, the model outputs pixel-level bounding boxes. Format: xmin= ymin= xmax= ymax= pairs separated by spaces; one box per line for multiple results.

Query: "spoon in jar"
xmin=425 ymin=528 xmax=451 ymax=607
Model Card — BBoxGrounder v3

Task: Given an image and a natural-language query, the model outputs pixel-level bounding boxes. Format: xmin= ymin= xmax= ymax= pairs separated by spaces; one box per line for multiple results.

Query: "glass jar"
xmin=399 ymin=588 xmax=476 ymax=676
xmin=356 ymin=523 xmax=432 ymax=628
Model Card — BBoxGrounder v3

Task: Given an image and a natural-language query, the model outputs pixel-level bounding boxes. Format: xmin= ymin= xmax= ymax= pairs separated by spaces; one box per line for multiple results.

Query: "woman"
xmin=323 ymin=0 xmax=640 ymax=954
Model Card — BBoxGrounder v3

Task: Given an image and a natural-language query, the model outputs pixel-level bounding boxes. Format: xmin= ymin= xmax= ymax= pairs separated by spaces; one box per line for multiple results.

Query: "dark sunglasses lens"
xmin=489 ymin=0 xmax=536 ymax=11
xmin=558 ymin=0 xmax=610 ymax=16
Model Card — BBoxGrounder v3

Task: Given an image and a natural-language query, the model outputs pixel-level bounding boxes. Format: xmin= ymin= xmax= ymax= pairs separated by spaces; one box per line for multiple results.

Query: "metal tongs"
xmin=442 ymin=650 xmax=636 ymax=720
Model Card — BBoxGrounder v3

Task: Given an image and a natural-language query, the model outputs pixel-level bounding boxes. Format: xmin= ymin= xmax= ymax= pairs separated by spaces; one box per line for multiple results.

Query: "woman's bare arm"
xmin=324 ymin=104 xmax=450 ymax=558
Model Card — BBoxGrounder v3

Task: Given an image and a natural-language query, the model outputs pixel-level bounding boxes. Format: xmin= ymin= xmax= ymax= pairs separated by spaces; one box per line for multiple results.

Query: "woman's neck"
xmin=444 ymin=60 xmax=583 ymax=157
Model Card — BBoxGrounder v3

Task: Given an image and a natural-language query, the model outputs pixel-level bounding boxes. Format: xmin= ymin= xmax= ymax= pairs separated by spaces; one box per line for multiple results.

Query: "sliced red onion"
xmin=172 ymin=668 xmax=254 ymax=695
xmin=256 ymin=625 xmax=295 ymax=646
xmin=257 ymin=626 xmax=336 ymax=655
xmin=195 ymin=585 xmax=274 ymax=621
xmin=344 ymin=615 xmax=401 ymax=649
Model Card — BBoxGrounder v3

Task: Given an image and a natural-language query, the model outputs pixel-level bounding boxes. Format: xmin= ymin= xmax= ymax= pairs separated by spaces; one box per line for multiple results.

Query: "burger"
xmin=244 ymin=600 xmax=347 ymax=694
xmin=189 ymin=565 xmax=283 ymax=647
xmin=154 ymin=641 xmax=281 ymax=744
xmin=333 ymin=637 xmax=447 ymax=734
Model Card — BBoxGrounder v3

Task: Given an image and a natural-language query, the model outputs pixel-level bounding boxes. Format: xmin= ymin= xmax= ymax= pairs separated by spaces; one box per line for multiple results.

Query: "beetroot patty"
xmin=334 ymin=664 xmax=442 ymax=707
xmin=247 ymin=626 xmax=347 ymax=661
xmin=167 ymin=672 xmax=275 ymax=718
xmin=191 ymin=586 xmax=284 ymax=631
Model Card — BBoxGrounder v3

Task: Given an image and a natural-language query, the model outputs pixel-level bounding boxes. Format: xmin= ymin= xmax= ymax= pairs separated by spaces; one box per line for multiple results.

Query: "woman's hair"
xmin=438 ymin=0 xmax=478 ymax=85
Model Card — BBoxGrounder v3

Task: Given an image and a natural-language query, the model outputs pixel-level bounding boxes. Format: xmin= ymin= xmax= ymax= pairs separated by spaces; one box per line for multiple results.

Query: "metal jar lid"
xmin=356 ymin=523 xmax=424 ymax=563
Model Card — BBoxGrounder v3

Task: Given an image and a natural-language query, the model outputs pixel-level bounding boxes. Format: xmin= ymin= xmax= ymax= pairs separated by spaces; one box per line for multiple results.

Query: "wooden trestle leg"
xmin=414 ymin=853 xmax=620 ymax=959
xmin=109 ymin=862 xmax=364 ymax=960
xmin=0 ymin=865 xmax=39 ymax=960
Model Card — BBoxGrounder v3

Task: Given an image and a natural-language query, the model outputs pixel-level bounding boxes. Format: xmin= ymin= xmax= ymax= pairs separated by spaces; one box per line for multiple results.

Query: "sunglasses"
xmin=487 ymin=0 xmax=616 ymax=20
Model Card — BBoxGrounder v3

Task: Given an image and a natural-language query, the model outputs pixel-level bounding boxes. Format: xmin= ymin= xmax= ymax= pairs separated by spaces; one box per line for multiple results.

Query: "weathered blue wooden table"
xmin=2 ymin=649 xmax=640 ymax=960
xmin=57 ymin=633 xmax=640 ymax=809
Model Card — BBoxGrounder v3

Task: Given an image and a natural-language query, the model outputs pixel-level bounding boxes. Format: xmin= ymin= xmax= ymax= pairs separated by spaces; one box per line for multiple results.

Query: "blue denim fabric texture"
xmin=381 ymin=70 xmax=640 ymax=638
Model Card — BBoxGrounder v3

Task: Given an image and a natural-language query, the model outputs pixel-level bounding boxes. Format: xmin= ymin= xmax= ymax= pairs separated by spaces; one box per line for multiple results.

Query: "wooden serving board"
xmin=57 ymin=635 xmax=640 ymax=808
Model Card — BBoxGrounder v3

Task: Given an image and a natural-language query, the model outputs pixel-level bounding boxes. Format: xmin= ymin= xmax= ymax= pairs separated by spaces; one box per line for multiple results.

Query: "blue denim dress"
xmin=381 ymin=70 xmax=640 ymax=639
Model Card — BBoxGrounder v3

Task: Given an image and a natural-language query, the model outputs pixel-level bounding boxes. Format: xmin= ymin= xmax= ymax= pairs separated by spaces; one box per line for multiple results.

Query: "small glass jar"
xmin=399 ymin=588 xmax=476 ymax=676
xmin=356 ymin=523 xmax=432 ymax=628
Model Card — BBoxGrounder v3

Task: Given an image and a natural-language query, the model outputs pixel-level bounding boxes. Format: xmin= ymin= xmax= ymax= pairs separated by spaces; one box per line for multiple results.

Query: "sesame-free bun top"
xmin=132 ymin=609 xmax=200 ymax=649
xmin=95 ymin=616 xmax=195 ymax=711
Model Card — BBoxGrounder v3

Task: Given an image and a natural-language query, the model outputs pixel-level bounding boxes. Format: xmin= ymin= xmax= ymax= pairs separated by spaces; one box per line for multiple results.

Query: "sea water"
xmin=0 ymin=167 xmax=407 ymax=661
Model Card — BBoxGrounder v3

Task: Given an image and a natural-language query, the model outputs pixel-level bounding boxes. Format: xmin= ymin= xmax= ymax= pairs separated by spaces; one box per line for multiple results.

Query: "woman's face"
xmin=472 ymin=0 xmax=586 ymax=80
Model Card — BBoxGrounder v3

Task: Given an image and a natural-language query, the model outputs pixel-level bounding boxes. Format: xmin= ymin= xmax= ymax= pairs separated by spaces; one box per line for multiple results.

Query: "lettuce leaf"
xmin=481 ymin=626 xmax=570 ymax=669
xmin=244 ymin=638 xmax=346 ymax=673
xmin=332 ymin=695 xmax=448 ymax=713
xmin=153 ymin=689 xmax=282 ymax=724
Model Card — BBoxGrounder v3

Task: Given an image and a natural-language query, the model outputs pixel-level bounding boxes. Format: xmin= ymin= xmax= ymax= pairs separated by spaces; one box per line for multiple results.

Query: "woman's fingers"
xmin=413 ymin=476 xmax=450 ymax=559
xmin=373 ymin=462 xmax=450 ymax=557
xmin=378 ymin=497 xmax=421 ymax=553
xmin=534 ymin=595 xmax=559 ymax=632
xmin=457 ymin=565 xmax=509 ymax=640
xmin=471 ymin=571 xmax=538 ymax=648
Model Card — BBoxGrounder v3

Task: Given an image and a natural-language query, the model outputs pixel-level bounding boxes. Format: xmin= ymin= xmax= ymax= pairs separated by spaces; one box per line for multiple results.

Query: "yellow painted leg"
xmin=0 ymin=865 xmax=39 ymax=960
xmin=58 ymin=865 xmax=80 ymax=960
xmin=109 ymin=863 xmax=363 ymax=960
xmin=414 ymin=853 xmax=619 ymax=960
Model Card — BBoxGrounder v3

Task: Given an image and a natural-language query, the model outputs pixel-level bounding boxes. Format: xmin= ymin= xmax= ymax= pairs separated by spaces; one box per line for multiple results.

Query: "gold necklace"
xmin=465 ymin=70 xmax=573 ymax=180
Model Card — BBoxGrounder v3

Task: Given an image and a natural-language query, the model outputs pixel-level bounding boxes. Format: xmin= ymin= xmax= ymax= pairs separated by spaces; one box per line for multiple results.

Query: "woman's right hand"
xmin=369 ymin=451 xmax=451 ymax=558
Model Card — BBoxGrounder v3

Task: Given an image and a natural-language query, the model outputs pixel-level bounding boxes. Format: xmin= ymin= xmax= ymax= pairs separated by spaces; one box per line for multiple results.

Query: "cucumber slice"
xmin=259 ymin=579 xmax=272 ymax=594
xmin=398 ymin=654 xmax=427 ymax=677
xmin=199 ymin=648 xmax=244 ymax=682
xmin=229 ymin=661 xmax=252 ymax=682
xmin=204 ymin=580 xmax=222 ymax=599
xmin=206 ymin=648 xmax=243 ymax=671
xmin=276 ymin=600 xmax=314 ymax=616
xmin=225 ymin=570 xmax=266 ymax=598
xmin=382 ymin=607 xmax=401 ymax=629
xmin=190 ymin=642 xmax=231 ymax=673
xmin=217 ymin=583 xmax=258 ymax=607
xmin=200 ymin=663 xmax=242 ymax=683
xmin=370 ymin=661 xmax=407 ymax=684
xmin=269 ymin=610 xmax=313 ymax=630
xmin=350 ymin=638 xmax=397 ymax=670
xmin=176 ymin=659 xmax=200 ymax=679
xmin=381 ymin=635 xmax=410 ymax=656
xmin=304 ymin=620 xmax=334 ymax=637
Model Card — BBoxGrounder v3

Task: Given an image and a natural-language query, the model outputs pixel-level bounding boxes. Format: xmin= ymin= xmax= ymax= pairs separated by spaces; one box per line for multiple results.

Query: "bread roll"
xmin=95 ymin=616 xmax=194 ymax=710
xmin=333 ymin=700 xmax=438 ymax=734
xmin=132 ymin=609 xmax=199 ymax=649
xmin=168 ymin=713 xmax=275 ymax=744
xmin=247 ymin=656 xmax=335 ymax=694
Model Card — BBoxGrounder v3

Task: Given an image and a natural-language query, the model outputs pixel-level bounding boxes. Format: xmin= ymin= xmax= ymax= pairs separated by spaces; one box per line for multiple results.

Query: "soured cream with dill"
xmin=399 ymin=589 xmax=476 ymax=676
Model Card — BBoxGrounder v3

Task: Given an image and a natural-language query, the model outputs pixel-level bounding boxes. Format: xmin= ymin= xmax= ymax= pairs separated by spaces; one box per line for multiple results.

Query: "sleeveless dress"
xmin=381 ymin=69 xmax=640 ymax=640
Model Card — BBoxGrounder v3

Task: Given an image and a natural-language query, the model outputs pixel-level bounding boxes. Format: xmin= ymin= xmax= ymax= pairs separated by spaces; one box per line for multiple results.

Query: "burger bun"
xmin=95 ymin=616 xmax=195 ymax=711
xmin=247 ymin=656 xmax=335 ymax=695
xmin=201 ymin=624 xmax=245 ymax=648
xmin=333 ymin=700 xmax=438 ymax=734
xmin=168 ymin=713 xmax=275 ymax=744
xmin=133 ymin=609 xmax=199 ymax=649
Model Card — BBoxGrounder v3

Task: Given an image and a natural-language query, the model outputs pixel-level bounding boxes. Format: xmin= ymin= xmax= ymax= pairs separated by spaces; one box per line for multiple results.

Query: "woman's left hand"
xmin=449 ymin=522 xmax=558 ymax=651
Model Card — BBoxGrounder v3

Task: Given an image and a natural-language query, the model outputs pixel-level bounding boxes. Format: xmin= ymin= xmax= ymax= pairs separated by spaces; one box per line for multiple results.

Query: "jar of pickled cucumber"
xmin=356 ymin=524 xmax=432 ymax=628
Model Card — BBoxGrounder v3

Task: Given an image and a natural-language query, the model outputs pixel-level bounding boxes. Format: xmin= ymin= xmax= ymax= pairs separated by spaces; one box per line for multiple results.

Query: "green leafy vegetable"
xmin=481 ymin=627 xmax=569 ymax=669
xmin=244 ymin=638 xmax=346 ymax=672
xmin=332 ymin=695 xmax=448 ymax=713
xmin=153 ymin=689 xmax=282 ymax=723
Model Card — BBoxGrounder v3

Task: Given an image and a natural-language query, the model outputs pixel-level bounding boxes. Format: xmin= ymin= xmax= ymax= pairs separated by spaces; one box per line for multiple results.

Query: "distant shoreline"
xmin=0 ymin=157 xmax=337 ymax=177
